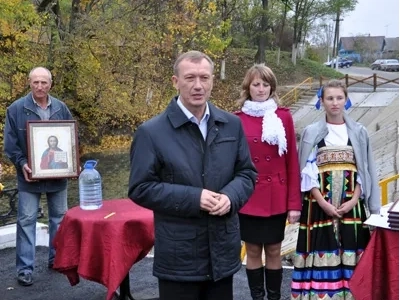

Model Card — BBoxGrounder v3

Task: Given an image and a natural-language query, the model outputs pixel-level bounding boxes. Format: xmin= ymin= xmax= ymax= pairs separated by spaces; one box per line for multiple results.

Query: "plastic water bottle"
xmin=79 ymin=160 xmax=103 ymax=210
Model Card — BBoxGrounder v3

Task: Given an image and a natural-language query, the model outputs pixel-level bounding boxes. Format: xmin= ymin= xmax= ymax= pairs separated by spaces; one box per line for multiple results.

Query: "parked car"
xmin=324 ymin=57 xmax=353 ymax=68
xmin=381 ymin=59 xmax=399 ymax=72
xmin=370 ymin=59 xmax=385 ymax=70
xmin=371 ymin=59 xmax=399 ymax=71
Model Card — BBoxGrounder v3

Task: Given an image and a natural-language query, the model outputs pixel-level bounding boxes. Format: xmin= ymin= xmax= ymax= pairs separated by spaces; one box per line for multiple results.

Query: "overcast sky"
xmin=340 ymin=0 xmax=399 ymax=38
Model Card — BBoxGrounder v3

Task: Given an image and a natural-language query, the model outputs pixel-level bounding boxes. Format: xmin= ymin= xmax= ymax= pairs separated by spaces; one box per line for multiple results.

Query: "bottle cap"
xmin=84 ymin=160 xmax=98 ymax=169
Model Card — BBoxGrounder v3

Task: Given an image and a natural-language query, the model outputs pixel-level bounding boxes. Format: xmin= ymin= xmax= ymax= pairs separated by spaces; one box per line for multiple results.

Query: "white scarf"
xmin=241 ymin=99 xmax=287 ymax=156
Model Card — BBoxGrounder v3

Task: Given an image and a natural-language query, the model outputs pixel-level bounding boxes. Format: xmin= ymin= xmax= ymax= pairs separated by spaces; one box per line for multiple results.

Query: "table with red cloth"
xmin=53 ymin=199 xmax=154 ymax=300
xmin=349 ymin=227 xmax=399 ymax=300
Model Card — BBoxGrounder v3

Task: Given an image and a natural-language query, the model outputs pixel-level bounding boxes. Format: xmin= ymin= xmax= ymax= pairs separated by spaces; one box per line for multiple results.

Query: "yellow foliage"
xmin=208 ymin=2 xmax=217 ymax=13
xmin=0 ymin=163 xmax=16 ymax=177
xmin=0 ymin=0 xmax=41 ymax=41
xmin=80 ymin=135 xmax=132 ymax=155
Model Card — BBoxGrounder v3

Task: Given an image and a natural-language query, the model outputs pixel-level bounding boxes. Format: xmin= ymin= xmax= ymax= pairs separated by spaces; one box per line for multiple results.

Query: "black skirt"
xmin=239 ymin=213 xmax=287 ymax=244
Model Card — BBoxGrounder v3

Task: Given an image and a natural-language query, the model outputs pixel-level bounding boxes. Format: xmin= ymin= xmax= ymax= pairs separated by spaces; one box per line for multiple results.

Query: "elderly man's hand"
xmin=22 ymin=164 xmax=37 ymax=182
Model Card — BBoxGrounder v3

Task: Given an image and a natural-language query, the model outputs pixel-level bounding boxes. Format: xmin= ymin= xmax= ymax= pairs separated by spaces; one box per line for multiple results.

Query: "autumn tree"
xmin=0 ymin=0 xmax=43 ymax=158
xmin=276 ymin=0 xmax=291 ymax=65
xmin=325 ymin=0 xmax=357 ymax=58
xmin=215 ymin=0 xmax=238 ymax=80
xmin=254 ymin=0 xmax=269 ymax=63
xmin=0 ymin=0 xmax=43 ymax=101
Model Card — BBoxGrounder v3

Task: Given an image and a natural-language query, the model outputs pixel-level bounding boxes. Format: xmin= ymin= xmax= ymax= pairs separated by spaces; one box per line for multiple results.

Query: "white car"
xmin=371 ymin=59 xmax=399 ymax=71
xmin=381 ymin=59 xmax=399 ymax=72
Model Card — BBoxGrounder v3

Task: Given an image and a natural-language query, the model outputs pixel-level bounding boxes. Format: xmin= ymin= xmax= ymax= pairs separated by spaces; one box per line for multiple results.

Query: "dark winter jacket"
xmin=4 ymin=92 xmax=73 ymax=192
xmin=128 ymin=96 xmax=257 ymax=282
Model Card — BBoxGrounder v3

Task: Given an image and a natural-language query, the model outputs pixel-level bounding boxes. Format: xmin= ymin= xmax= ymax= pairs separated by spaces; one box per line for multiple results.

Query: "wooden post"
xmin=373 ymin=73 xmax=377 ymax=91
xmin=345 ymin=74 xmax=349 ymax=87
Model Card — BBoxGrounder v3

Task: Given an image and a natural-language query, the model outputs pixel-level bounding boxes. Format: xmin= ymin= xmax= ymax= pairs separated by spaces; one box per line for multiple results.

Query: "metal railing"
xmin=0 ymin=187 xmax=18 ymax=225
xmin=280 ymin=77 xmax=314 ymax=106
xmin=0 ymin=185 xmax=44 ymax=225
xmin=319 ymin=74 xmax=399 ymax=91
xmin=379 ymin=174 xmax=399 ymax=206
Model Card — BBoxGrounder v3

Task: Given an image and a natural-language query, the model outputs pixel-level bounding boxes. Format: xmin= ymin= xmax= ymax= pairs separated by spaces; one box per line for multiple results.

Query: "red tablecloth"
xmin=349 ymin=228 xmax=399 ymax=300
xmin=53 ymin=199 xmax=154 ymax=300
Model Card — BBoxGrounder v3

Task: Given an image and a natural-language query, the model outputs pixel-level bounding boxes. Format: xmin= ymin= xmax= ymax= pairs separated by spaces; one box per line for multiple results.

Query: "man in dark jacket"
xmin=4 ymin=67 xmax=74 ymax=286
xmin=128 ymin=50 xmax=257 ymax=300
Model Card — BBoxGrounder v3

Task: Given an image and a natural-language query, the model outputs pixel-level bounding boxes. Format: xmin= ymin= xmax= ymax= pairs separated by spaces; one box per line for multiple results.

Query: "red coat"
xmin=236 ymin=108 xmax=302 ymax=217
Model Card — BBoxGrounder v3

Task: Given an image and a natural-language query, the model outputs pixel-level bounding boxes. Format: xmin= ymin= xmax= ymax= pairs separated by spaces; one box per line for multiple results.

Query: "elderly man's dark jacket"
xmin=128 ymin=97 xmax=257 ymax=282
xmin=4 ymin=92 xmax=73 ymax=193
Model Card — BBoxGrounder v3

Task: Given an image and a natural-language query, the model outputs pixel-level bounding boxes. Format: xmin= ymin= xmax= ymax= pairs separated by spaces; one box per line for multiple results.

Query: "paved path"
xmin=0 ymin=246 xmax=294 ymax=300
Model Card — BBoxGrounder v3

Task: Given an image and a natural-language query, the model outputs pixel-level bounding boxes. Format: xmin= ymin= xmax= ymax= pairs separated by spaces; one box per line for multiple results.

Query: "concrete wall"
xmin=0 ymin=222 xmax=49 ymax=250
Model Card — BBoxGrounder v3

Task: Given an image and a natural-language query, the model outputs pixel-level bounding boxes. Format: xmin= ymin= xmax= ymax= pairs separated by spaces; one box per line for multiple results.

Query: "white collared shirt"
xmin=177 ymin=97 xmax=210 ymax=140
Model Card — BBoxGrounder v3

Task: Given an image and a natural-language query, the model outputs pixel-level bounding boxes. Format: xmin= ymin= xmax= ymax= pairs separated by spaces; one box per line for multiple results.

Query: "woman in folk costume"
xmin=235 ymin=64 xmax=302 ymax=300
xmin=291 ymin=79 xmax=380 ymax=300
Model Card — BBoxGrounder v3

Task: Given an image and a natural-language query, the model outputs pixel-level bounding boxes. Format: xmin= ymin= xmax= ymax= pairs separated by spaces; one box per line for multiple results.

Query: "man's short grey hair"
xmin=173 ymin=51 xmax=214 ymax=76
xmin=29 ymin=67 xmax=53 ymax=82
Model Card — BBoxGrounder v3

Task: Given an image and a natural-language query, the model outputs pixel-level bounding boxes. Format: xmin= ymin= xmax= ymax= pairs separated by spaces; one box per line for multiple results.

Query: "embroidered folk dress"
xmin=291 ymin=123 xmax=370 ymax=300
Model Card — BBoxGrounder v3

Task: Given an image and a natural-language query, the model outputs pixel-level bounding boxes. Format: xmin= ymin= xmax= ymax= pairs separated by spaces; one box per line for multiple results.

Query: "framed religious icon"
xmin=27 ymin=120 xmax=80 ymax=180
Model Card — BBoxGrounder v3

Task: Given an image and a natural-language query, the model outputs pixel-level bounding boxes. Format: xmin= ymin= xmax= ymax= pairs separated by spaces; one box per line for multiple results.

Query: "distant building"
xmin=338 ymin=36 xmax=387 ymax=63
xmin=383 ymin=37 xmax=399 ymax=58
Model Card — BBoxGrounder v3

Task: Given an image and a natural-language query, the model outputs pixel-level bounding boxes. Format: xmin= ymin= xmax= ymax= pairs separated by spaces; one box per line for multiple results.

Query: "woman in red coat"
xmin=235 ymin=64 xmax=302 ymax=300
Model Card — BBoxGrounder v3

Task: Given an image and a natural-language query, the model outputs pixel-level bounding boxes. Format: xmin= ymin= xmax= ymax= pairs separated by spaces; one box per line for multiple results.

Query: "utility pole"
xmin=332 ymin=11 xmax=344 ymax=69
xmin=384 ymin=23 xmax=390 ymax=37
xmin=322 ymin=23 xmax=333 ymax=62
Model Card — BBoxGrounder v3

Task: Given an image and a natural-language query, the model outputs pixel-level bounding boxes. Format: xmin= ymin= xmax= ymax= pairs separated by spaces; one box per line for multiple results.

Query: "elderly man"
xmin=4 ymin=67 xmax=74 ymax=286
xmin=128 ymin=51 xmax=257 ymax=300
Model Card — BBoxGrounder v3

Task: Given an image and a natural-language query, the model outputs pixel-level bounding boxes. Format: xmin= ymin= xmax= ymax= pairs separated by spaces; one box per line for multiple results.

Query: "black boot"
xmin=265 ymin=268 xmax=282 ymax=300
xmin=246 ymin=267 xmax=265 ymax=300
